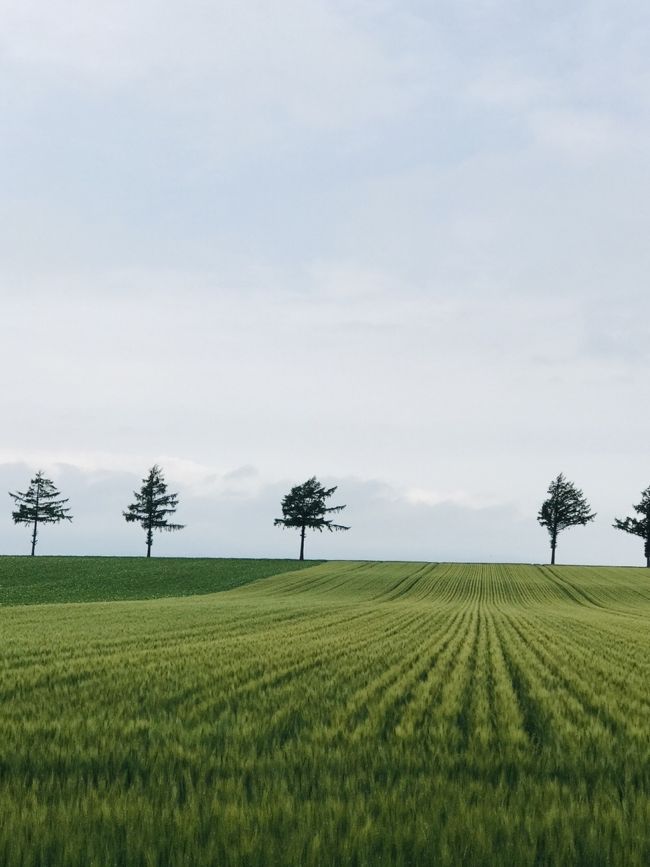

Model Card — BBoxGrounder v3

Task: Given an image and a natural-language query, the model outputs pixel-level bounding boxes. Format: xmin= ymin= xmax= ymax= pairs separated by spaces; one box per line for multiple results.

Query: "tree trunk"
xmin=550 ymin=540 xmax=556 ymax=565
xmin=299 ymin=526 xmax=305 ymax=561
xmin=31 ymin=483 xmax=40 ymax=556
xmin=146 ymin=529 xmax=153 ymax=558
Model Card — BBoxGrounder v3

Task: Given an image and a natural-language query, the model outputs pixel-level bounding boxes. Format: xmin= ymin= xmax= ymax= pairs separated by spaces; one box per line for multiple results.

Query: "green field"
xmin=0 ymin=559 xmax=648 ymax=865
xmin=0 ymin=556 xmax=320 ymax=604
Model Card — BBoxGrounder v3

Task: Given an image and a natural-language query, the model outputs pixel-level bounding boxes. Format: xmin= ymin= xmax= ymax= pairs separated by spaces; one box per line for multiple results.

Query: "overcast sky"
xmin=1 ymin=1 xmax=649 ymax=564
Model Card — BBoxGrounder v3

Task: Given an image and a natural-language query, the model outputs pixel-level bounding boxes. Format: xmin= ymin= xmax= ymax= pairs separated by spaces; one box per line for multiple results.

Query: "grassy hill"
xmin=0 ymin=560 xmax=648 ymax=865
xmin=0 ymin=556 xmax=321 ymax=605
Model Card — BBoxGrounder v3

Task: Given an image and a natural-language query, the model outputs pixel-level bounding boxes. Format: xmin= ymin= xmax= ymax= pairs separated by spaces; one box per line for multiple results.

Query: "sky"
xmin=1 ymin=1 xmax=649 ymax=563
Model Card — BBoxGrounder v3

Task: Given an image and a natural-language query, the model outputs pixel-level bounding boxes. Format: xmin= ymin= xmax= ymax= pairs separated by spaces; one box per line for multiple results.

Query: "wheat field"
xmin=0 ymin=560 xmax=648 ymax=865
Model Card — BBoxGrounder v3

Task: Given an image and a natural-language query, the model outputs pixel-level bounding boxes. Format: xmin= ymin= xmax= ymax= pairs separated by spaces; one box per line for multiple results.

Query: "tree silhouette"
xmin=274 ymin=476 xmax=350 ymax=560
xmin=537 ymin=473 xmax=595 ymax=565
xmin=613 ymin=486 xmax=650 ymax=567
xmin=9 ymin=471 xmax=73 ymax=556
xmin=124 ymin=465 xmax=184 ymax=557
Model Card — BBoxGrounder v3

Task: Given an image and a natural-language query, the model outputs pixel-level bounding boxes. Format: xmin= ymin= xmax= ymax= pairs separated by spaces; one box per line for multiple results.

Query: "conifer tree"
xmin=9 ymin=471 xmax=73 ymax=556
xmin=613 ymin=486 xmax=650 ymax=567
xmin=123 ymin=465 xmax=184 ymax=557
xmin=274 ymin=476 xmax=349 ymax=560
xmin=537 ymin=473 xmax=595 ymax=565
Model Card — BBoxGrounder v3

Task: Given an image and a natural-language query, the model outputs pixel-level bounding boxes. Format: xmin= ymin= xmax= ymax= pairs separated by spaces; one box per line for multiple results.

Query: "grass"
xmin=0 ymin=559 xmax=648 ymax=865
xmin=0 ymin=556 xmax=321 ymax=604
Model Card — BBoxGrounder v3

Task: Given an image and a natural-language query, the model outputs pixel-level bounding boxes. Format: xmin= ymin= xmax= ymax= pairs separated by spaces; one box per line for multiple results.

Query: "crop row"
xmin=247 ymin=559 xmax=650 ymax=609
xmin=0 ymin=562 xmax=647 ymax=865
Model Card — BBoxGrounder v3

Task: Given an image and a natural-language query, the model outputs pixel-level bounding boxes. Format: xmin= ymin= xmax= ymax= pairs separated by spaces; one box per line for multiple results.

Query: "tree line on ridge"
xmin=7 ymin=468 xmax=650 ymax=566
xmin=8 ymin=467 xmax=349 ymax=560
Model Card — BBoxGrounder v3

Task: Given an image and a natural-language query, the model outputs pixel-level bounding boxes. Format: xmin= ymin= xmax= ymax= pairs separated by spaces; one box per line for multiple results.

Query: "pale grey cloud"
xmin=1 ymin=2 xmax=649 ymax=562
xmin=1 ymin=463 xmax=643 ymax=566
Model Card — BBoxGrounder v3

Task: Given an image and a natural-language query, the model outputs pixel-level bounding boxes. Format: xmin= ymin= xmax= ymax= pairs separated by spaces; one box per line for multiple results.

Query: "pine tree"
xmin=274 ymin=476 xmax=349 ymax=560
xmin=537 ymin=473 xmax=595 ymax=565
xmin=613 ymin=486 xmax=650 ymax=567
xmin=123 ymin=465 xmax=185 ymax=557
xmin=9 ymin=471 xmax=73 ymax=556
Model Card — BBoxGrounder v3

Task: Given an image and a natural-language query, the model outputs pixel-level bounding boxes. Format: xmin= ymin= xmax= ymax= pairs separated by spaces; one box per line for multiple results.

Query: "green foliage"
xmin=274 ymin=476 xmax=349 ymax=559
xmin=0 ymin=561 xmax=648 ymax=865
xmin=613 ymin=485 xmax=650 ymax=566
xmin=9 ymin=471 xmax=73 ymax=555
xmin=0 ymin=556 xmax=320 ymax=605
xmin=537 ymin=473 xmax=596 ymax=563
xmin=124 ymin=465 xmax=184 ymax=557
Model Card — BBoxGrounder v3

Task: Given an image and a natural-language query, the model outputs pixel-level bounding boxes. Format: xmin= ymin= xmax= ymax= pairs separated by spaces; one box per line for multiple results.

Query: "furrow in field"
xmin=389 ymin=605 xmax=486 ymax=749
xmin=447 ymin=602 xmax=483 ymax=749
xmin=346 ymin=607 xmax=471 ymax=744
xmin=401 ymin=603 xmax=481 ymax=755
xmin=0 ymin=605 xmax=438 ymax=772
xmin=510 ymin=611 xmax=650 ymax=729
xmin=503 ymin=613 xmax=621 ymax=737
xmin=0 ymin=560 xmax=649 ymax=867
xmin=0 ymin=604 xmax=406 ymax=722
xmin=483 ymin=611 xmax=529 ymax=757
xmin=546 ymin=610 xmax=650 ymax=664
xmin=212 ymin=605 xmax=432 ymax=715
xmin=328 ymin=608 xmax=463 ymax=733
xmin=494 ymin=612 xmax=648 ymax=774
xmin=235 ymin=561 xmax=371 ymax=598
xmin=490 ymin=613 xmax=561 ymax=751
xmin=538 ymin=566 xmax=608 ymax=609
xmin=462 ymin=606 xmax=495 ymax=750
xmin=550 ymin=566 xmax=650 ymax=609
xmin=0 ymin=601 xmax=324 ymax=670
xmin=407 ymin=562 xmax=469 ymax=605
xmin=516 ymin=610 xmax=649 ymax=713
xmin=406 ymin=563 xmax=471 ymax=604
xmin=238 ymin=561 xmax=440 ymax=602
xmin=242 ymin=606 xmax=463 ymax=749
xmin=378 ymin=562 xmax=440 ymax=601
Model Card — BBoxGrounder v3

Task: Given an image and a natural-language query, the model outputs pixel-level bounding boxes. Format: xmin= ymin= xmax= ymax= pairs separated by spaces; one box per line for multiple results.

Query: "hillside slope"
xmin=0 ymin=556 xmax=321 ymax=604
xmin=0 ymin=561 xmax=648 ymax=866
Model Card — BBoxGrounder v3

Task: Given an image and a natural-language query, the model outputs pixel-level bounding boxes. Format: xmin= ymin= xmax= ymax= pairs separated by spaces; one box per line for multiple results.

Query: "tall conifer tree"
xmin=123 ymin=465 xmax=184 ymax=557
xmin=9 ymin=471 xmax=73 ymax=556
xmin=537 ymin=473 xmax=595 ymax=565
xmin=274 ymin=476 xmax=349 ymax=560
xmin=613 ymin=486 xmax=650 ymax=567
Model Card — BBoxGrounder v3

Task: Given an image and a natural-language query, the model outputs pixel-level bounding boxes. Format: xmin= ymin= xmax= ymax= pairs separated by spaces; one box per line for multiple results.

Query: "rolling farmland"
xmin=0 ymin=560 xmax=648 ymax=865
xmin=0 ymin=556 xmax=320 ymax=605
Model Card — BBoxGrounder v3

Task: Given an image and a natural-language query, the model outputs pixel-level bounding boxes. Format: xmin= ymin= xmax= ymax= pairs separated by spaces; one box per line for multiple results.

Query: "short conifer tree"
xmin=613 ymin=486 xmax=650 ymax=567
xmin=9 ymin=471 xmax=73 ymax=556
xmin=537 ymin=473 xmax=595 ymax=565
xmin=274 ymin=476 xmax=349 ymax=560
xmin=123 ymin=465 xmax=185 ymax=557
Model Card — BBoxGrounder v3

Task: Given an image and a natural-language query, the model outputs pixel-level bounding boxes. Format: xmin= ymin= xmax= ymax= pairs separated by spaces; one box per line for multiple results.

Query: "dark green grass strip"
xmin=0 ymin=557 xmax=323 ymax=605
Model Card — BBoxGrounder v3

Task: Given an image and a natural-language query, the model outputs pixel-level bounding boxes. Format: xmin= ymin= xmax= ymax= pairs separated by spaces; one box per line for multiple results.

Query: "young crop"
xmin=0 ymin=560 xmax=647 ymax=866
